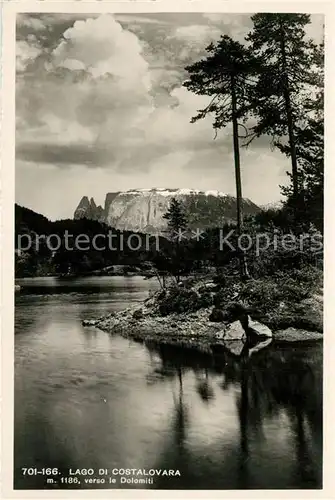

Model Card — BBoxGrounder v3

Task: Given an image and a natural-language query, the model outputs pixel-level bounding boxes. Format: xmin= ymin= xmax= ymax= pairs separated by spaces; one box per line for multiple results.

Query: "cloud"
xmin=174 ymin=24 xmax=221 ymax=45
xmin=202 ymin=13 xmax=253 ymax=42
xmin=17 ymin=12 xmax=312 ymax=219
xmin=16 ymin=39 xmax=42 ymax=72
xmin=16 ymin=14 xmax=157 ymax=166
xmin=16 ymin=142 xmax=114 ymax=167
xmin=51 ymin=16 xmax=151 ymax=87
xmin=115 ymin=14 xmax=171 ymax=26
xmin=17 ymin=14 xmax=47 ymax=31
xmin=17 ymin=14 xmax=222 ymax=173
xmin=306 ymin=14 xmax=324 ymax=44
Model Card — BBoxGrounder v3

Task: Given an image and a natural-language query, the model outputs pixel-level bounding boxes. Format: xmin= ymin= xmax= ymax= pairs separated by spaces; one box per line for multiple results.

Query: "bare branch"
xmin=241 ymin=132 xmax=258 ymax=148
xmin=203 ymin=93 xmax=221 ymax=114
xmin=237 ymin=123 xmax=249 ymax=138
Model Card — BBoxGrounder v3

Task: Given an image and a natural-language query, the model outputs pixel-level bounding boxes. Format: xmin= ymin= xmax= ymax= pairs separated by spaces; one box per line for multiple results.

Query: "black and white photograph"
xmin=7 ymin=3 xmax=326 ymax=493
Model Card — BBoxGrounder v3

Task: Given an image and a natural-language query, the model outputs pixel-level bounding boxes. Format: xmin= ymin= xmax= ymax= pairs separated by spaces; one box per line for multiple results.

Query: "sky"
xmin=16 ymin=12 xmax=324 ymax=220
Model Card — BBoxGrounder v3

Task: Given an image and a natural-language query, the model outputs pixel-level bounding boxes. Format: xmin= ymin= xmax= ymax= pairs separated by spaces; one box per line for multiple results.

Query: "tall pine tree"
xmin=246 ymin=14 xmax=319 ymax=212
xmin=183 ymin=35 xmax=259 ymax=278
xmin=280 ymin=39 xmax=324 ymax=230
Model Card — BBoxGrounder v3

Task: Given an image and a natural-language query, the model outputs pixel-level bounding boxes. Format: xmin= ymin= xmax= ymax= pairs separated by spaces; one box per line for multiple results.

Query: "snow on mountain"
xmin=260 ymin=201 xmax=283 ymax=210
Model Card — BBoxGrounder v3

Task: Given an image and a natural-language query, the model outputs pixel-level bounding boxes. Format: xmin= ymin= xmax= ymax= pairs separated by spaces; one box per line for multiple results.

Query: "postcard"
xmin=1 ymin=0 xmax=332 ymax=498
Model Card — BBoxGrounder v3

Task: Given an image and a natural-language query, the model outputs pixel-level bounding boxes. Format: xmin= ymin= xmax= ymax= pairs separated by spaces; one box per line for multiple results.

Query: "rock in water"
xmin=246 ymin=316 xmax=272 ymax=338
xmin=82 ymin=319 xmax=98 ymax=326
xmin=248 ymin=338 xmax=272 ymax=357
xmin=223 ymin=320 xmax=246 ymax=340
xmin=223 ymin=340 xmax=245 ymax=357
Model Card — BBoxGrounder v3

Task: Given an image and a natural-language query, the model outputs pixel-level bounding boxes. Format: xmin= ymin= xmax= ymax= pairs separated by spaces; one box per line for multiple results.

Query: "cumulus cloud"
xmin=16 ymin=39 xmax=42 ymax=72
xmin=17 ymin=15 xmax=158 ymax=167
xmin=51 ymin=16 xmax=151 ymax=87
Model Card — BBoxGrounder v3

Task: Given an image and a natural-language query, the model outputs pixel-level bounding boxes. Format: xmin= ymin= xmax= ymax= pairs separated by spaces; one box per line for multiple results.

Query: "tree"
xmin=246 ymin=14 xmax=319 ymax=211
xmin=163 ymin=197 xmax=188 ymax=236
xmin=162 ymin=198 xmax=189 ymax=283
xmin=280 ymin=39 xmax=324 ymax=230
xmin=183 ymin=35 xmax=259 ymax=278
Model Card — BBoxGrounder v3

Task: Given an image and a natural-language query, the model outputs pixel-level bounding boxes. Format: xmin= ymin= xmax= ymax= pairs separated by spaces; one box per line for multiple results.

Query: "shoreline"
xmin=15 ymin=272 xmax=154 ymax=280
xmin=84 ymin=294 xmax=323 ymax=356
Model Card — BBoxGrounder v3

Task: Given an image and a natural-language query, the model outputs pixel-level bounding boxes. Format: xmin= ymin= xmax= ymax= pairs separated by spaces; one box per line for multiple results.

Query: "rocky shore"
xmin=83 ymin=277 xmax=323 ymax=355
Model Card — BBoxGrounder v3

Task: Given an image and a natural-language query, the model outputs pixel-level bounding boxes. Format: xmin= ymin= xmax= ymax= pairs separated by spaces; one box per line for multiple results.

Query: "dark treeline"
xmin=15 ymin=204 xmax=163 ymax=277
xmin=15 ymin=201 xmax=322 ymax=280
xmin=14 ymin=203 xmax=241 ymax=278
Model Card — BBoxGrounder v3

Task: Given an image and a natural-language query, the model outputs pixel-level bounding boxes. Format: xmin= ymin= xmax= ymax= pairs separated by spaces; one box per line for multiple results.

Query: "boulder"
xmin=82 ymin=319 xmax=98 ymax=327
xmin=223 ymin=320 xmax=246 ymax=341
xmin=223 ymin=340 xmax=245 ymax=357
xmin=246 ymin=316 xmax=272 ymax=338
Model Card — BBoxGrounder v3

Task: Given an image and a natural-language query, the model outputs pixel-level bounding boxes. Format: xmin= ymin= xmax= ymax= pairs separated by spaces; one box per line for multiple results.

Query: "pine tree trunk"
xmin=279 ymin=21 xmax=299 ymax=207
xmin=231 ymin=76 xmax=250 ymax=279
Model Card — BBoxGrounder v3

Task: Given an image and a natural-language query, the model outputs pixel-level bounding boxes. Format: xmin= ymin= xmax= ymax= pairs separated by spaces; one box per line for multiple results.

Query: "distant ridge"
xmin=74 ymin=188 xmax=261 ymax=233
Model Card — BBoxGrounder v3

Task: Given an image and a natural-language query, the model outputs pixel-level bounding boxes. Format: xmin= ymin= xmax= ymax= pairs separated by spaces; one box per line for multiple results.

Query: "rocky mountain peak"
xmin=74 ymin=196 xmax=104 ymax=222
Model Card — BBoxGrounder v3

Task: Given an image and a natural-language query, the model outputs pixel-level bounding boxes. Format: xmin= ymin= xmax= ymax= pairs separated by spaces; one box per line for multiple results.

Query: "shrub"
xmin=209 ymin=308 xmax=225 ymax=322
xmin=237 ymin=265 xmax=322 ymax=331
xmin=213 ymin=282 xmax=242 ymax=308
xmin=158 ymin=286 xmax=213 ymax=316
xmin=133 ymin=309 xmax=144 ymax=320
xmin=213 ymin=271 xmax=227 ymax=288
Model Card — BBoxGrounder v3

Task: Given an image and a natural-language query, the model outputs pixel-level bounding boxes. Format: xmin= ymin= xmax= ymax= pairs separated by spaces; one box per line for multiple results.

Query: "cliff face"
xmin=73 ymin=188 xmax=260 ymax=232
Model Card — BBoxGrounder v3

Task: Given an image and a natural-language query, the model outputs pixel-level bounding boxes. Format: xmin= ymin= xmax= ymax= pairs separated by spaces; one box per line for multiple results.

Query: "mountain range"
xmin=74 ymin=188 xmax=260 ymax=233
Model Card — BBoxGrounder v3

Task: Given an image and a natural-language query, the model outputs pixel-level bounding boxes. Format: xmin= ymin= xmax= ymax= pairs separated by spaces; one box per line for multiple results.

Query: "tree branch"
xmin=241 ymin=131 xmax=258 ymax=147
xmin=237 ymin=123 xmax=249 ymax=138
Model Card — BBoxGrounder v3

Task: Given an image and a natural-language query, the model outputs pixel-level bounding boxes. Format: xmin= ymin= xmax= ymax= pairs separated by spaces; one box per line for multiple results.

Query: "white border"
xmin=2 ymin=1 xmax=335 ymax=499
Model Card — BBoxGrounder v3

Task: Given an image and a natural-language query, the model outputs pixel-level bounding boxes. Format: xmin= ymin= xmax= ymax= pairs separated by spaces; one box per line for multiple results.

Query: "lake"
xmin=14 ymin=276 xmax=323 ymax=490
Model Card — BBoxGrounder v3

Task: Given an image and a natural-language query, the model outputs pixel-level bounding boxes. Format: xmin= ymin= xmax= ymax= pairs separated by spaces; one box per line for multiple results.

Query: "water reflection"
xmin=14 ymin=278 xmax=322 ymax=490
xmin=145 ymin=340 xmax=322 ymax=489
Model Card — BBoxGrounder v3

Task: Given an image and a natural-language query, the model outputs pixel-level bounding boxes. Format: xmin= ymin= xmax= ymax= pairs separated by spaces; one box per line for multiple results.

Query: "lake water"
xmin=14 ymin=276 xmax=323 ymax=490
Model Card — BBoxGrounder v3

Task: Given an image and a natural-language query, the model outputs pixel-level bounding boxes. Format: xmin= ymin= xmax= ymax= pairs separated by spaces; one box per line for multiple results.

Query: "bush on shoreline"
xmin=158 ymin=286 xmax=213 ymax=316
xmin=152 ymin=264 xmax=322 ymax=333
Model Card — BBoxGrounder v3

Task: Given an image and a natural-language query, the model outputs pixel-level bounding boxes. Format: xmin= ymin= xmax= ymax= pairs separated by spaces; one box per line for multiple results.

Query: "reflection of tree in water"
xmin=173 ymin=368 xmax=189 ymax=452
xmin=195 ymin=368 xmax=215 ymax=403
xmin=144 ymin=339 xmax=322 ymax=489
xmin=234 ymin=344 xmax=322 ymax=488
